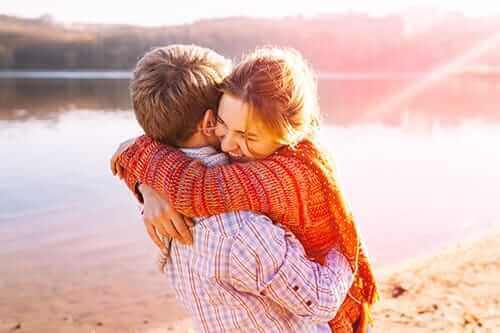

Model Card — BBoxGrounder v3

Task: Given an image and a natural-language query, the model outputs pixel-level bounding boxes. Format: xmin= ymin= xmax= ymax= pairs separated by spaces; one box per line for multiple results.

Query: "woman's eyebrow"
xmin=232 ymin=127 xmax=257 ymax=138
xmin=244 ymin=131 xmax=258 ymax=139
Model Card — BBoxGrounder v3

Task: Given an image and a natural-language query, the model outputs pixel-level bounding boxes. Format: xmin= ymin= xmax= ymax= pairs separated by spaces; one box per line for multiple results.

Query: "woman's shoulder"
xmin=266 ymin=139 xmax=337 ymax=190
xmin=274 ymin=139 xmax=334 ymax=168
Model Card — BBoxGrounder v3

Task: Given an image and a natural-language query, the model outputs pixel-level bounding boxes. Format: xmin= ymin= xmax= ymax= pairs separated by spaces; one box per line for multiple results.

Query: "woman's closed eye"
xmin=216 ymin=114 xmax=255 ymax=141
xmin=215 ymin=114 xmax=227 ymax=127
xmin=245 ymin=135 xmax=258 ymax=142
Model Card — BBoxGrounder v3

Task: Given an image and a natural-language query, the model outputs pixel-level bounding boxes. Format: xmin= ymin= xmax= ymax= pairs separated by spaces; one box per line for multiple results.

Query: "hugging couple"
xmin=110 ymin=45 xmax=378 ymax=332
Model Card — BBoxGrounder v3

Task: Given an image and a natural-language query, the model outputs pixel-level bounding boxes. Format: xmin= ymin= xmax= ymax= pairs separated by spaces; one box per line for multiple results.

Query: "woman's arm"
xmin=118 ymin=136 xmax=314 ymax=223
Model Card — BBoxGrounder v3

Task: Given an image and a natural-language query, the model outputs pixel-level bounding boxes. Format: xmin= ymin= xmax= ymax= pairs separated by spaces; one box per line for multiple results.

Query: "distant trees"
xmin=0 ymin=13 xmax=499 ymax=72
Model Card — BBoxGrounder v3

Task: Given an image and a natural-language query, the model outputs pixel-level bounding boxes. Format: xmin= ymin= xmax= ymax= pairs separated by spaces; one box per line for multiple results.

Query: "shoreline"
xmin=377 ymin=225 xmax=500 ymax=276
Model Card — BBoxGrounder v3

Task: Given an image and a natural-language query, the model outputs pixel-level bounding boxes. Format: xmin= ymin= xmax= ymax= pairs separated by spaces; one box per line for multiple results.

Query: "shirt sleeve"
xmin=229 ymin=214 xmax=354 ymax=323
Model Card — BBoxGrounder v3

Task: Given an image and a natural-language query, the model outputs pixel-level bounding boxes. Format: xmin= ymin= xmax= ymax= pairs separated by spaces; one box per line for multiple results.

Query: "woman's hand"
xmin=139 ymin=184 xmax=194 ymax=247
xmin=110 ymin=137 xmax=137 ymax=179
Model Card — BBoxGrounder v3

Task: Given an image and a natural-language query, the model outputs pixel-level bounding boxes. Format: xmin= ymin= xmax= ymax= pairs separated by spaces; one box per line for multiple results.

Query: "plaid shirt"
xmin=161 ymin=147 xmax=354 ymax=333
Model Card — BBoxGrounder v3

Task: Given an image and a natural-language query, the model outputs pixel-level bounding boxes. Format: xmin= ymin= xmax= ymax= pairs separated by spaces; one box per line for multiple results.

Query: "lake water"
xmin=1 ymin=74 xmax=500 ymax=267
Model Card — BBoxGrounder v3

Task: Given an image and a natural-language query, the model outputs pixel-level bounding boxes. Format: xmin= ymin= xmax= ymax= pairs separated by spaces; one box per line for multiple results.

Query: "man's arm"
xmin=230 ymin=214 xmax=354 ymax=323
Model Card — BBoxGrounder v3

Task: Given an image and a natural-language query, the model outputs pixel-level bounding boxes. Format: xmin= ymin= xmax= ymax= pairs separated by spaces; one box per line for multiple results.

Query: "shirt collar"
xmin=180 ymin=146 xmax=229 ymax=167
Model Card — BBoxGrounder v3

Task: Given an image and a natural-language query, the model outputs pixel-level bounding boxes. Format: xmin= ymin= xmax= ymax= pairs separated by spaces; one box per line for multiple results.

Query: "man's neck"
xmin=179 ymin=141 xmax=207 ymax=149
xmin=179 ymin=132 xmax=211 ymax=149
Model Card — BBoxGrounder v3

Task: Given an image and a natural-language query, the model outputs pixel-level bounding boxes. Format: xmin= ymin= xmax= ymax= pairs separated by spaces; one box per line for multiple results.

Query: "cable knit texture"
xmin=119 ymin=135 xmax=379 ymax=333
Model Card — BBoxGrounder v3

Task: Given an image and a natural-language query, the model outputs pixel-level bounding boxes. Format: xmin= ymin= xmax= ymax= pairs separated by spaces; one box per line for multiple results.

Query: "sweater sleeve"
xmin=118 ymin=136 xmax=312 ymax=222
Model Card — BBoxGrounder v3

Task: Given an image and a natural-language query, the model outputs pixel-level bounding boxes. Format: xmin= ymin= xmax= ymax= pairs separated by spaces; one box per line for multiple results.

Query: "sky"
xmin=1 ymin=0 xmax=499 ymax=26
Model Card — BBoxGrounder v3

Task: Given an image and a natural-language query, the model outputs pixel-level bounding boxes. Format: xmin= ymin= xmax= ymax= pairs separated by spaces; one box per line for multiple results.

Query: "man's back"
xmin=162 ymin=147 xmax=352 ymax=332
xmin=166 ymin=209 xmax=335 ymax=333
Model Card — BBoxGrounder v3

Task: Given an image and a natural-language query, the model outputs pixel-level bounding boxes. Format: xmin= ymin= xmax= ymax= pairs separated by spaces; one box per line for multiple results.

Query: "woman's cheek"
xmin=250 ymin=141 xmax=281 ymax=159
xmin=214 ymin=126 xmax=224 ymax=138
xmin=240 ymin=143 xmax=254 ymax=159
xmin=220 ymin=134 xmax=239 ymax=154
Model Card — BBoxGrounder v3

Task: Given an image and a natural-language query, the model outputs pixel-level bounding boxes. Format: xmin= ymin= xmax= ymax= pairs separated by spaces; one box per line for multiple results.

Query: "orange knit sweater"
xmin=119 ymin=135 xmax=379 ymax=333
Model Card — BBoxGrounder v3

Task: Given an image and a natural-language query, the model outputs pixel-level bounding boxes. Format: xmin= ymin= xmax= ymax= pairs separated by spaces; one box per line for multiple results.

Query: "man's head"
xmin=130 ymin=44 xmax=231 ymax=147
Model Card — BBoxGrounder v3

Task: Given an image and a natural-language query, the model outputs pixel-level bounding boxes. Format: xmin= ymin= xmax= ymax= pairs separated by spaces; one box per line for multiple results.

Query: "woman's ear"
xmin=201 ymin=109 xmax=216 ymax=136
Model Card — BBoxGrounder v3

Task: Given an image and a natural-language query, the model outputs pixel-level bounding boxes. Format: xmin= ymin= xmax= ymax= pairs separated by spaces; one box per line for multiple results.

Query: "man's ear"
xmin=200 ymin=109 xmax=216 ymax=136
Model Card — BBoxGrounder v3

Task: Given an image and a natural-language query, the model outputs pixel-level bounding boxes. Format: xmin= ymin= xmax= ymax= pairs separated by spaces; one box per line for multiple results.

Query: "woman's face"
xmin=215 ymin=93 xmax=283 ymax=162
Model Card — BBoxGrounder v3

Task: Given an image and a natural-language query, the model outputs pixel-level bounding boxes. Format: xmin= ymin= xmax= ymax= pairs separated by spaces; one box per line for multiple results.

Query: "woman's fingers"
xmin=110 ymin=138 xmax=136 ymax=176
xmin=110 ymin=146 xmax=125 ymax=176
xmin=118 ymin=165 xmax=125 ymax=180
xmin=111 ymin=156 xmax=125 ymax=179
xmin=154 ymin=218 xmax=170 ymax=239
xmin=160 ymin=212 xmax=183 ymax=242
xmin=145 ymin=223 xmax=164 ymax=249
xmin=172 ymin=215 xmax=193 ymax=245
xmin=184 ymin=217 xmax=195 ymax=228
xmin=116 ymin=165 xmax=122 ymax=179
xmin=144 ymin=207 xmax=193 ymax=246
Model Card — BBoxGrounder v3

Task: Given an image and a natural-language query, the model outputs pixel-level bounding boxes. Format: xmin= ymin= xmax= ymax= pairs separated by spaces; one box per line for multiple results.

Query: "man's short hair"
xmin=131 ymin=45 xmax=231 ymax=145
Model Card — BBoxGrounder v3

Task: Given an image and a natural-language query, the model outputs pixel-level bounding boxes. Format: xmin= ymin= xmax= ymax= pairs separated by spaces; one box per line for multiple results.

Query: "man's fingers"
xmin=172 ymin=215 xmax=193 ymax=245
xmin=146 ymin=224 xmax=164 ymax=249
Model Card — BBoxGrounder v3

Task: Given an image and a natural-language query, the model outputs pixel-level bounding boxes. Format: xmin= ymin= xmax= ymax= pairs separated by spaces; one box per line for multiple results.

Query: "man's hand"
xmin=139 ymin=184 xmax=194 ymax=247
xmin=110 ymin=138 xmax=137 ymax=179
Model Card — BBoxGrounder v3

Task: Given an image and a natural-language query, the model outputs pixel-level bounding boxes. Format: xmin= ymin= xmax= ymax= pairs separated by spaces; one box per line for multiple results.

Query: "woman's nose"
xmin=221 ymin=132 xmax=240 ymax=154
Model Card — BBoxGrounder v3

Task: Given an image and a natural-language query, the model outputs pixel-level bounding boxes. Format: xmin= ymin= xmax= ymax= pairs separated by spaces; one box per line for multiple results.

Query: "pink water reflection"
xmin=319 ymin=123 xmax=500 ymax=265
xmin=1 ymin=110 xmax=498 ymax=266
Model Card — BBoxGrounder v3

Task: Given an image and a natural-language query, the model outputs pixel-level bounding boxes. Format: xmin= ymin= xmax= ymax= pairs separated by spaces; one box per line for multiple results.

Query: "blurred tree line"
xmin=1 ymin=13 xmax=499 ymax=72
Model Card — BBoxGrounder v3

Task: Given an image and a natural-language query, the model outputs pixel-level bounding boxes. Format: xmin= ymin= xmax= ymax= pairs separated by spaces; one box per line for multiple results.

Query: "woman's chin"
xmin=228 ymin=154 xmax=251 ymax=162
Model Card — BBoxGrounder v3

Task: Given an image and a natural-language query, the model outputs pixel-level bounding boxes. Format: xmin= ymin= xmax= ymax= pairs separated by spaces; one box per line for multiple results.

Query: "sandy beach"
xmin=1 ymin=205 xmax=498 ymax=333
xmin=372 ymin=230 xmax=500 ymax=332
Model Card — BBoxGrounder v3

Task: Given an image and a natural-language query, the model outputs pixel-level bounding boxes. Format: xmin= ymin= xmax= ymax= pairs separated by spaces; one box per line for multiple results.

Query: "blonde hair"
xmin=220 ymin=47 xmax=320 ymax=147
xmin=131 ymin=44 xmax=231 ymax=146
